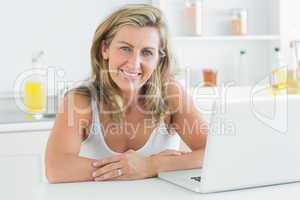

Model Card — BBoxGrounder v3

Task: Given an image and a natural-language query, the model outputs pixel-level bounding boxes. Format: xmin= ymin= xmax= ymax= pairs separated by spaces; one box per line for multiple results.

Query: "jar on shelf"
xmin=202 ymin=68 xmax=217 ymax=87
xmin=184 ymin=0 xmax=203 ymax=36
xmin=231 ymin=8 xmax=248 ymax=36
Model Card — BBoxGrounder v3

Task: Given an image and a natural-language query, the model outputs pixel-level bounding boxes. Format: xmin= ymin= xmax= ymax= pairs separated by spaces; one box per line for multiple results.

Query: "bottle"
xmin=231 ymin=9 xmax=248 ymax=36
xmin=237 ymin=49 xmax=248 ymax=85
xmin=185 ymin=0 xmax=203 ymax=36
xmin=287 ymin=41 xmax=300 ymax=94
xmin=270 ymin=47 xmax=287 ymax=91
xmin=24 ymin=51 xmax=46 ymax=118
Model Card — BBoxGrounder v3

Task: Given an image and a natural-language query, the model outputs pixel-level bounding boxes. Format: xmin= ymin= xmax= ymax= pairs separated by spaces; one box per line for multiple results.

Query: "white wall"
xmin=280 ymin=0 xmax=300 ymax=66
xmin=0 ymin=0 xmax=150 ymax=95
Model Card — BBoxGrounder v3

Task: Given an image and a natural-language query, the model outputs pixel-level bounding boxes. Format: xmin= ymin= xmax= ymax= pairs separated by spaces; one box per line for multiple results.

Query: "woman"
xmin=45 ymin=4 xmax=207 ymax=183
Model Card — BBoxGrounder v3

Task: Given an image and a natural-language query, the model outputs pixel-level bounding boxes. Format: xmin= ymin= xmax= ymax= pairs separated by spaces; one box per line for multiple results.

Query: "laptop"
xmin=159 ymin=95 xmax=300 ymax=193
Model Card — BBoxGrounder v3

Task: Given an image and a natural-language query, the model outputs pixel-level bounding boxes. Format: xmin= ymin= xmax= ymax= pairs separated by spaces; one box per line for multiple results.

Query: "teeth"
xmin=124 ymin=71 xmax=137 ymax=76
xmin=120 ymin=69 xmax=141 ymax=77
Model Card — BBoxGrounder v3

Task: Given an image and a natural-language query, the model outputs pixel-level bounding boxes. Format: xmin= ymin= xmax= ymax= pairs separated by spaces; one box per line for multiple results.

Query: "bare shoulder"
xmin=63 ymin=90 xmax=92 ymax=112
xmin=47 ymin=90 xmax=93 ymax=154
xmin=59 ymin=90 xmax=92 ymax=123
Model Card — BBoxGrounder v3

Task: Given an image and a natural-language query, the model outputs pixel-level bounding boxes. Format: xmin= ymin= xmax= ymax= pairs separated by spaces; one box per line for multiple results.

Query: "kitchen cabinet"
xmin=153 ymin=0 xmax=279 ymax=37
xmin=0 ymin=130 xmax=50 ymax=156
xmin=152 ymin=0 xmax=300 ymax=88
xmin=0 ymin=155 xmax=41 ymax=199
xmin=0 ymin=129 xmax=51 ymax=183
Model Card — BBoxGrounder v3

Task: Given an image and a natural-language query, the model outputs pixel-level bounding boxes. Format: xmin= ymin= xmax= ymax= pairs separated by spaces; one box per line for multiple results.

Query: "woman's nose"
xmin=127 ymin=52 xmax=141 ymax=70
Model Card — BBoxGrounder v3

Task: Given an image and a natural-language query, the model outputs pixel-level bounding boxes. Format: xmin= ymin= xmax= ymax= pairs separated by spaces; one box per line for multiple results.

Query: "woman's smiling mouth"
xmin=119 ymin=68 xmax=142 ymax=80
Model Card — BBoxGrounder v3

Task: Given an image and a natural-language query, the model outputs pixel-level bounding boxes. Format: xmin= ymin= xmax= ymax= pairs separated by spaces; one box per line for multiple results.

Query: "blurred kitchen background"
xmin=1 ymin=0 xmax=300 ymax=139
xmin=1 ymin=0 xmax=300 ymax=96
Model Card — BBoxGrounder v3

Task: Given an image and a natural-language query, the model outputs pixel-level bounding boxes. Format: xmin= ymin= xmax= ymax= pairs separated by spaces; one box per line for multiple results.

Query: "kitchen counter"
xmin=28 ymin=177 xmax=300 ymax=200
xmin=0 ymin=121 xmax=54 ymax=133
xmin=0 ymin=111 xmax=55 ymax=124
xmin=0 ymin=96 xmax=57 ymax=132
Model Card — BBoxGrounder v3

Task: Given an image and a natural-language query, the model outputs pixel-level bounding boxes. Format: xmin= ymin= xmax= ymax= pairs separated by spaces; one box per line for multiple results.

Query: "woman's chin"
xmin=118 ymin=84 xmax=141 ymax=93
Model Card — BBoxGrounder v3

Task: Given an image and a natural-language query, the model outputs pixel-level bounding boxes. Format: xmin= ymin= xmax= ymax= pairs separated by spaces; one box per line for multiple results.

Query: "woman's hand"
xmin=91 ymin=149 xmax=189 ymax=181
xmin=92 ymin=150 xmax=156 ymax=181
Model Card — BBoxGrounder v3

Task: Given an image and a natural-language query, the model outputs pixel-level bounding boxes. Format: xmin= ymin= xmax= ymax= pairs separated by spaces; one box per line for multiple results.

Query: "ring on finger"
xmin=116 ymin=168 xmax=123 ymax=176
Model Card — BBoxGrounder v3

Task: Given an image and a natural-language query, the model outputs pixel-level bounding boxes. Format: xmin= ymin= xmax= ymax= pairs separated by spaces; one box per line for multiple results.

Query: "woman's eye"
xmin=142 ymin=50 xmax=153 ymax=57
xmin=120 ymin=46 xmax=130 ymax=53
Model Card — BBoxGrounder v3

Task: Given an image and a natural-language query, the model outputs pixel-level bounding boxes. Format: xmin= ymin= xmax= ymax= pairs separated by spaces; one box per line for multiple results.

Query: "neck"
xmin=121 ymin=90 xmax=139 ymax=113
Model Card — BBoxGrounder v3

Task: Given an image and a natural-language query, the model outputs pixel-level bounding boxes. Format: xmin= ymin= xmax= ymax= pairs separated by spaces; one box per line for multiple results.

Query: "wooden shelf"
xmin=172 ymin=35 xmax=280 ymax=42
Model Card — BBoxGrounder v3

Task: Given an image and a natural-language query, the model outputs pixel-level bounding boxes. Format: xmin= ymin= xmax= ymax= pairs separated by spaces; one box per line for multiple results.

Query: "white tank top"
xmin=79 ymin=96 xmax=180 ymax=160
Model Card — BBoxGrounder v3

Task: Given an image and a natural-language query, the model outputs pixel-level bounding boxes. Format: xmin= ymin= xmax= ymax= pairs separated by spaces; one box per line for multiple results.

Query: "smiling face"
xmin=101 ymin=25 xmax=161 ymax=95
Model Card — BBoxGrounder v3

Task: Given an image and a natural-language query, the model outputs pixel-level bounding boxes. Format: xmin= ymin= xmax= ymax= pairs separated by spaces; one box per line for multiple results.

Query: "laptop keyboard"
xmin=190 ymin=176 xmax=201 ymax=182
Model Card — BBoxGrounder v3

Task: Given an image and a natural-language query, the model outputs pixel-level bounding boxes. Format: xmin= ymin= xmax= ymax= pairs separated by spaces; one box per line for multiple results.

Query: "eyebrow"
xmin=117 ymin=41 xmax=157 ymax=50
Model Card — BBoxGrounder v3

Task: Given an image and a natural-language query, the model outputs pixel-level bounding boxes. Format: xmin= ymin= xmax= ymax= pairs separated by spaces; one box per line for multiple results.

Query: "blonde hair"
xmin=75 ymin=4 xmax=175 ymax=124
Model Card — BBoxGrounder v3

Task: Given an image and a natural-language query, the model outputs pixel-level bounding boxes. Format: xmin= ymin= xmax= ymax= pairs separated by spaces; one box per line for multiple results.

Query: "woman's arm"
xmin=149 ymin=149 xmax=205 ymax=176
xmin=45 ymin=152 xmax=97 ymax=183
xmin=45 ymin=92 xmax=96 ymax=183
xmin=149 ymin=80 xmax=208 ymax=174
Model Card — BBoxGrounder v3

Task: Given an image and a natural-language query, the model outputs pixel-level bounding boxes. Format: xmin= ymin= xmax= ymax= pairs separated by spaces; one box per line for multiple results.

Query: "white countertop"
xmin=27 ymin=178 xmax=300 ymax=200
xmin=0 ymin=120 xmax=54 ymax=133
xmin=0 ymin=96 xmax=56 ymax=132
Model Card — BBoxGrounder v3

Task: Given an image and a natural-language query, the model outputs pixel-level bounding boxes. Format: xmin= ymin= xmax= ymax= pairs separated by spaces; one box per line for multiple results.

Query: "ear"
xmin=101 ymin=40 xmax=109 ymax=60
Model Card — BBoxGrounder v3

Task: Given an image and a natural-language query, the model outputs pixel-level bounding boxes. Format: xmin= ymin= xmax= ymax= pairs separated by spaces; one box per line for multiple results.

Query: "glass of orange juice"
xmin=24 ymin=81 xmax=46 ymax=117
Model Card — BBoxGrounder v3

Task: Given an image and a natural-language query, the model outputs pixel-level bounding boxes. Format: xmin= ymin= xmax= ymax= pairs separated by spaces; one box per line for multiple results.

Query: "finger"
xmin=95 ymin=168 xmax=124 ymax=181
xmin=93 ymin=162 xmax=123 ymax=178
xmin=92 ymin=155 xmax=122 ymax=168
